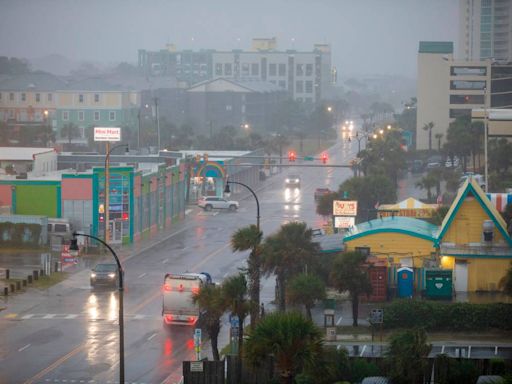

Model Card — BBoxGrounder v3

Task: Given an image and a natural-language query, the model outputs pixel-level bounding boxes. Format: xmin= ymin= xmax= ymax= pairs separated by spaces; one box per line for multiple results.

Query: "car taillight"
xmin=178 ymin=284 xmax=184 ymax=292
xmin=191 ymin=287 xmax=200 ymax=294
xmin=188 ymin=316 xmax=196 ymax=323
xmin=163 ymin=284 xmax=172 ymax=292
xmin=165 ymin=314 xmax=173 ymax=322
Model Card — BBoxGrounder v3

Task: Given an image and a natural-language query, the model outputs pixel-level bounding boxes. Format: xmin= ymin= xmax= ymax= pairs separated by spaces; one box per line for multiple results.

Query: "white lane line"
xmin=43 ymin=314 xmax=56 ymax=319
xmin=133 ymin=314 xmax=145 ymax=320
xmin=360 ymin=345 xmax=367 ymax=357
xmin=18 ymin=344 xmax=31 ymax=352
xmin=21 ymin=314 xmax=34 ymax=319
xmin=148 ymin=333 xmax=157 ymax=341
xmin=65 ymin=314 xmax=78 ymax=319
xmin=162 ymin=259 xmax=169 ymax=264
xmin=336 ymin=316 xmax=343 ymax=326
xmin=138 ymin=272 xmax=147 ymax=279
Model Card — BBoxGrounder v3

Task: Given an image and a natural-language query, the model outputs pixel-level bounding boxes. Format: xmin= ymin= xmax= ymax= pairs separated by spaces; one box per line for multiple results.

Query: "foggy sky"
xmin=0 ymin=0 xmax=458 ymax=78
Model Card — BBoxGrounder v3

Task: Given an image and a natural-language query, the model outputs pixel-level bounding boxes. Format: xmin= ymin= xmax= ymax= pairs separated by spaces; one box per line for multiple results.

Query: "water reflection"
xmin=86 ymin=291 xmax=118 ymax=366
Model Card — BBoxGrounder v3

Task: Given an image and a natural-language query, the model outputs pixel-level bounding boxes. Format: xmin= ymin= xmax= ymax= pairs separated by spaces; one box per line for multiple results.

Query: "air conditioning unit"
xmin=482 ymin=220 xmax=494 ymax=245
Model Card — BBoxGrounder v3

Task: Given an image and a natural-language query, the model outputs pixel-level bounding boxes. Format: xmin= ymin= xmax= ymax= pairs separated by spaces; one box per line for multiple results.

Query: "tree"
xmin=386 ymin=328 xmax=431 ymax=384
xmin=445 ymin=117 xmax=473 ymax=172
xmin=244 ymin=311 xmax=323 ymax=384
xmin=489 ymin=138 xmax=512 ymax=174
xmin=316 ymin=191 xmax=340 ymax=217
xmin=231 ymin=224 xmax=263 ymax=328
xmin=329 ymin=251 xmax=371 ymax=326
xmin=60 ymin=123 xmax=80 ymax=145
xmin=286 ymin=273 xmax=326 ymax=321
xmin=422 ymin=121 xmax=434 ymax=152
xmin=192 ymin=283 xmax=227 ymax=360
xmin=434 ymin=132 xmax=443 ymax=151
xmin=416 ymin=172 xmax=438 ymax=202
xmin=262 ymin=222 xmax=320 ymax=311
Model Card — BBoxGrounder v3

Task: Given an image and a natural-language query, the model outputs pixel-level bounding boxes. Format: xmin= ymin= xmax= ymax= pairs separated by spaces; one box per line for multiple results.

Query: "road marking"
xmin=18 ymin=344 xmax=31 ymax=352
xmin=138 ymin=273 xmax=147 ymax=278
xmin=4 ymin=313 xmax=18 ymax=319
xmin=43 ymin=314 xmax=56 ymax=319
xmin=336 ymin=316 xmax=343 ymax=326
xmin=148 ymin=333 xmax=157 ymax=341
xmin=162 ymin=259 xmax=169 ymax=264
xmin=360 ymin=345 xmax=367 ymax=357
xmin=21 ymin=314 xmax=33 ymax=319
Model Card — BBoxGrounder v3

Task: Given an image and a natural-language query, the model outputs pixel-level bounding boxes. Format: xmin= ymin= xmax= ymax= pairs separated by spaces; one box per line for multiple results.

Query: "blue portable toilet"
xmin=397 ymin=267 xmax=414 ymax=298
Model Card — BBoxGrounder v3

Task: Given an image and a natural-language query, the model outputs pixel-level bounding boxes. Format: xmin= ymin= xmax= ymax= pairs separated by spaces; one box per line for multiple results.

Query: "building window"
xmin=450 ymin=66 xmax=487 ymax=76
xmin=306 ymin=64 xmax=313 ymax=76
xmin=450 ymin=80 xmax=486 ymax=90
xmin=78 ymin=111 xmax=85 ymax=121
xmin=305 ymin=80 xmax=313 ymax=93
xmin=449 ymin=109 xmax=471 ymax=118
xmin=21 ymin=93 xmax=26 ymax=102
xmin=278 ymin=80 xmax=286 ymax=89
xmin=224 ymin=63 xmax=232 ymax=76
xmin=242 ymin=63 xmax=250 ymax=76
xmin=296 ymin=80 xmax=304 ymax=93
xmin=94 ymin=94 xmax=100 ymax=103
xmin=9 ymin=93 xmax=14 ymax=101
xmin=450 ymin=94 xmax=485 ymax=104
xmin=269 ymin=63 xmax=277 ymax=76
xmin=251 ymin=63 xmax=259 ymax=76
xmin=47 ymin=93 xmax=52 ymax=102
xmin=278 ymin=63 xmax=286 ymax=76
xmin=79 ymin=94 xmax=84 ymax=103
xmin=35 ymin=93 xmax=40 ymax=102
xmin=94 ymin=111 xmax=100 ymax=121
xmin=215 ymin=63 xmax=222 ymax=76
xmin=62 ymin=111 xmax=69 ymax=121
xmin=109 ymin=111 xmax=116 ymax=121
xmin=296 ymin=64 xmax=304 ymax=76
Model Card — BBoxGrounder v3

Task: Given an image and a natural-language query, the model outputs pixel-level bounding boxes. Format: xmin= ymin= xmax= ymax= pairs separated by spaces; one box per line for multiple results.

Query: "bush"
xmin=383 ymin=300 xmax=512 ymax=331
xmin=0 ymin=221 xmax=43 ymax=247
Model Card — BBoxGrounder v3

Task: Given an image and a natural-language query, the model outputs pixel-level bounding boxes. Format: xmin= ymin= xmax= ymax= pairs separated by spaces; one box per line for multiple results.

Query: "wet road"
xmin=0 ymin=138 xmax=358 ymax=384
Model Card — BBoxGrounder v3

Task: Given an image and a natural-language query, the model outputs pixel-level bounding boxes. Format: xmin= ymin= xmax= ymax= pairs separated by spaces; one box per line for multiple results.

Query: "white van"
xmin=47 ymin=218 xmax=74 ymax=241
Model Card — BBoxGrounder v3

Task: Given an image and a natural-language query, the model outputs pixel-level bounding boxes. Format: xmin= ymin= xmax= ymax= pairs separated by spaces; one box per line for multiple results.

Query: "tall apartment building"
xmin=138 ymin=39 xmax=332 ymax=104
xmin=459 ymin=0 xmax=512 ymax=62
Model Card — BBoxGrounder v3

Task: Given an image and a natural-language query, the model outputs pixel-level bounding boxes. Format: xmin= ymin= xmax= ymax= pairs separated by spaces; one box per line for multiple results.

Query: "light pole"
xmin=484 ymin=85 xmax=489 ymax=193
xmin=104 ymin=143 xmax=129 ymax=242
xmin=69 ymin=233 xmax=125 ymax=384
xmin=153 ymin=97 xmax=160 ymax=150
xmin=224 ymin=180 xmax=259 ymax=230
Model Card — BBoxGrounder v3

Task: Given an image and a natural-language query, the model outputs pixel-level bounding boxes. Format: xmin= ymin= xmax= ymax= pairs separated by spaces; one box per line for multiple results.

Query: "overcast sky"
xmin=0 ymin=0 xmax=459 ymax=78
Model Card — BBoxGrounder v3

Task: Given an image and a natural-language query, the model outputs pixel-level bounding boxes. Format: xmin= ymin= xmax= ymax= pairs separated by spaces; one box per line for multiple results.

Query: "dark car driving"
xmin=90 ymin=263 xmax=119 ymax=289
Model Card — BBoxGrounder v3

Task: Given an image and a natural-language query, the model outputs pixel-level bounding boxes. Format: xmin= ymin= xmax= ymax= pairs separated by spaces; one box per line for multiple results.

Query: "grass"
xmin=1 ymin=271 xmax=69 ymax=292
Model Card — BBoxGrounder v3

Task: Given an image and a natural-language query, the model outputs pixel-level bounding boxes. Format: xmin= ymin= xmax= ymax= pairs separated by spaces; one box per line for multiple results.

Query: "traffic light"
xmin=321 ymin=153 xmax=328 ymax=164
xmin=288 ymin=150 xmax=296 ymax=162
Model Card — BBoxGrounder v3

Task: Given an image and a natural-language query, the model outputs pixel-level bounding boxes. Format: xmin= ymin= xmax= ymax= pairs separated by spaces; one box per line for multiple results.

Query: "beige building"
xmin=416 ymin=41 xmax=491 ymax=150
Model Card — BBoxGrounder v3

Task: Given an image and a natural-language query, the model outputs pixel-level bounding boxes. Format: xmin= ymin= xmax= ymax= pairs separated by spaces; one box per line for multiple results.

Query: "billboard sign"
xmin=334 ymin=216 xmax=355 ymax=229
xmin=94 ymin=127 xmax=121 ymax=142
xmin=333 ymin=200 xmax=358 ymax=216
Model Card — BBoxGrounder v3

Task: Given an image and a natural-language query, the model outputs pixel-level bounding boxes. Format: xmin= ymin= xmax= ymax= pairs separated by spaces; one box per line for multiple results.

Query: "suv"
xmin=285 ymin=174 xmax=301 ymax=188
xmin=198 ymin=196 xmax=239 ymax=211
xmin=90 ymin=263 xmax=119 ymax=289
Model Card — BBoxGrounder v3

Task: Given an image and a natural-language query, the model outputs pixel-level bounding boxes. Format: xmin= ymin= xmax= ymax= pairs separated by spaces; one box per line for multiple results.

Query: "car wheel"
xmin=229 ymin=204 xmax=237 ymax=211
xmin=204 ymin=204 xmax=213 ymax=211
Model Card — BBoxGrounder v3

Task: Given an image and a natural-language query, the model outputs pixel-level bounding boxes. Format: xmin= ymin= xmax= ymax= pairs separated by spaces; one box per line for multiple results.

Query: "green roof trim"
xmin=419 ymin=41 xmax=454 ymax=54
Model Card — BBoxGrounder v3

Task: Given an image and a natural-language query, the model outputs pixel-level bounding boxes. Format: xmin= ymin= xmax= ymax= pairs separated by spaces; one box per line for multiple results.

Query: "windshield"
xmin=94 ymin=264 xmax=117 ymax=272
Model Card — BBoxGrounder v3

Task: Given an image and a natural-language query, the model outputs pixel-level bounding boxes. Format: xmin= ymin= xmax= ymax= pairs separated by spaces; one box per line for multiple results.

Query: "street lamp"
xmin=104 ymin=143 xmax=129 ymax=242
xmin=224 ymin=180 xmax=260 ymax=230
xmin=69 ymin=232 xmax=125 ymax=384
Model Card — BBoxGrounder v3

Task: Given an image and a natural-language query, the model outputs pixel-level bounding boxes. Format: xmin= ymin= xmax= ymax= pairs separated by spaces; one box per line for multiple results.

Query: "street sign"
xmin=190 ymin=361 xmax=203 ymax=372
xmin=370 ymin=309 xmax=384 ymax=324
xmin=194 ymin=328 xmax=202 ymax=345
xmin=304 ymin=156 xmax=314 ymax=161
xmin=230 ymin=315 xmax=240 ymax=329
xmin=94 ymin=127 xmax=121 ymax=142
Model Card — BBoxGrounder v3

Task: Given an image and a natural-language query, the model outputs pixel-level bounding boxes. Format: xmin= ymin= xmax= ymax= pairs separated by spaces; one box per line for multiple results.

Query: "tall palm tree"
xmin=244 ymin=311 xmax=323 ymax=384
xmin=231 ymin=224 xmax=263 ymax=328
xmin=434 ymin=132 xmax=443 ymax=151
xmin=329 ymin=251 xmax=371 ymax=327
xmin=261 ymin=222 xmax=320 ymax=312
xmin=286 ymin=273 xmax=326 ymax=321
xmin=192 ymin=283 xmax=227 ymax=361
xmin=416 ymin=173 xmax=438 ymax=202
xmin=422 ymin=121 xmax=434 ymax=152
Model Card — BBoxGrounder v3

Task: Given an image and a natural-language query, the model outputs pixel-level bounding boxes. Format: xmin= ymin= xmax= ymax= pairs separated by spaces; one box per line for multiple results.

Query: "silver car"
xmin=197 ymin=196 xmax=239 ymax=211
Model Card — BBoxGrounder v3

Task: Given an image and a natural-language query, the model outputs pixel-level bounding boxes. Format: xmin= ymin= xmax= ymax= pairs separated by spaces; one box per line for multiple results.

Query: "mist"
xmin=0 ymin=0 xmax=458 ymax=78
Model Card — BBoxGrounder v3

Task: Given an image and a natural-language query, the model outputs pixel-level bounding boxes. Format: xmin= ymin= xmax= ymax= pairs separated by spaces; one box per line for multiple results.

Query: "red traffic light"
xmin=288 ymin=150 xmax=296 ymax=162
xmin=321 ymin=153 xmax=328 ymax=164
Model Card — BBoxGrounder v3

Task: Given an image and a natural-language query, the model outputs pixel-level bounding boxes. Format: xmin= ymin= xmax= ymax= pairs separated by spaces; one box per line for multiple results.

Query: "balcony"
xmin=440 ymin=242 xmax=512 ymax=257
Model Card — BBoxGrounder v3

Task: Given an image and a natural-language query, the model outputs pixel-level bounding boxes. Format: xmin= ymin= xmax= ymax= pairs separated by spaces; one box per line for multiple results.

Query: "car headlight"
xmin=285 ymin=179 xmax=290 ymax=183
xmin=91 ymin=273 xmax=96 ymax=278
xmin=108 ymin=273 xmax=116 ymax=279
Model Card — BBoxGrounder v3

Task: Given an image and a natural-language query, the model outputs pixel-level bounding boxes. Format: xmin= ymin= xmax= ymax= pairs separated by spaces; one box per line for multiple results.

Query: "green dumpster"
xmin=425 ymin=269 xmax=453 ymax=299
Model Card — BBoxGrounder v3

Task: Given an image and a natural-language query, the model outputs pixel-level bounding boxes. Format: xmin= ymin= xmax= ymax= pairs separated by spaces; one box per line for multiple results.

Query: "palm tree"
xmin=61 ymin=122 xmax=80 ymax=145
xmin=222 ymin=273 xmax=250 ymax=354
xmin=286 ymin=273 xmax=326 ymax=321
xmin=244 ymin=311 xmax=323 ymax=384
xmin=262 ymin=222 xmax=320 ymax=312
xmin=386 ymin=328 xmax=431 ymax=384
xmin=422 ymin=121 xmax=434 ymax=152
xmin=329 ymin=251 xmax=371 ymax=327
xmin=434 ymin=132 xmax=443 ymax=151
xmin=231 ymin=224 xmax=263 ymax=328
xmin=416 ymin=173 xmax=437 ymax=202
xmin=192 ymin=283 xmax=227 ymax=360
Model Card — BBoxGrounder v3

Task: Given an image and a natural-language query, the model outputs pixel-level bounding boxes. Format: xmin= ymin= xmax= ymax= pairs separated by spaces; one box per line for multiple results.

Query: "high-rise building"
xmin=459 ymin=0 xmax=512 ymax=62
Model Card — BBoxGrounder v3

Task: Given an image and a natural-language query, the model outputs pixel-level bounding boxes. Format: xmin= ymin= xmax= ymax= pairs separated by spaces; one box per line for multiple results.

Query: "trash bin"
xmin=425 ymin=269 xmax=452 ymax=299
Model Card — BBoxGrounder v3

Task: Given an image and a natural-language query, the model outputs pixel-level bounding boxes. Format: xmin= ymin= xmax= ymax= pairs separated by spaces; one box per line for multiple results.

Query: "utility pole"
xmin=137 ymin=109 xmax=141 ymax=150
xmin=153 ymin=97 xmax=160 ymax=150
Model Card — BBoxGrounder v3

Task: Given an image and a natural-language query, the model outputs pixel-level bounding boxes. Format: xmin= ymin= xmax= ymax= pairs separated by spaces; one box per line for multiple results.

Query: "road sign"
xmin=190 ymin=361 xmax=203 ymax=372
xmin=370 ymin=309 xmax=384 ymax=324
xmin=230 ymin=315 xmax=240 ymax=329
xmin=304 ymin=156 xmax=314 ymax=161
xmin=94 ymin=127 xmax=121 ymax=142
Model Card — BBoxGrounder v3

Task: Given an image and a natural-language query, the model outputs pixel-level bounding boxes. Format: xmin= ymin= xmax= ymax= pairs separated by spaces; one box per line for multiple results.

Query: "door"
xmin=454 ymin=261 xmax=468 ymax=292
xmin=109 ymin=220 xmax=122 ymax=244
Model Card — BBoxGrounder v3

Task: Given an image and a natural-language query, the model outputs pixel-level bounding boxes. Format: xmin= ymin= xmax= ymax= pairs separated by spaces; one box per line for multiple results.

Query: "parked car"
xmin=197 ymin=196 xmax=239 ymax=211
xmin=311 ymin=228 xmax=326 ymax=237
xmin=314 ymin=188 xmax=331 ymax=201
xmin=411 ymin=159 xmax=424 ymax=174
xmin=285 ymin=174 xmax=301 ymax=188
xmin=445 ymin=156 xmax=460 ymax=168
xmin=90 ymin=263 xmax=120 ymax=289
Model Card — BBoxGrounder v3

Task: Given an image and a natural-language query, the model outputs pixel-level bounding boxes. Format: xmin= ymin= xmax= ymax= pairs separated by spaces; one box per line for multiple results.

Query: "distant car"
xmin=411 ymin=159 xmax=424 ymax=174
xmin=90 ymin=263 xmax=119 ymax=289
xmin=445 ymin=157 xmax=460 ymax=168
xmin=311 ymin=228 xmax=325 ymax=237
xmin=314 ymin=188 xmax=331 ymax=201
xmin=426 ymin=161 xmax=441 ymax=170
xmin=197 ymin=196 xmax=239 ymax=211
xmin=285 ymin=174 xmax=301 ymax=188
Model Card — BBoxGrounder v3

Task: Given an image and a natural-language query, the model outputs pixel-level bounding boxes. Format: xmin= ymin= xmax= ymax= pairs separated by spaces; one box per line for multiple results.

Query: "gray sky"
xmin=0 ymin=0 xmax=458 ymax=77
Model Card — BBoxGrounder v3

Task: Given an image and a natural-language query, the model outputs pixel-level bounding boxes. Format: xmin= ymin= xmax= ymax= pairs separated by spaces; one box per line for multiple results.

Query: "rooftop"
xmin=0 ymin=147 xmax=55 ymax=161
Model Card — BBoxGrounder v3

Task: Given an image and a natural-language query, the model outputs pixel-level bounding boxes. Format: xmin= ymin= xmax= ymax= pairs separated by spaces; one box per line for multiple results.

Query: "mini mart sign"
xmin=94 ymin=127 xmax=121 ymax=142
xmin=333 ymin=200 xmax=358 ymax=216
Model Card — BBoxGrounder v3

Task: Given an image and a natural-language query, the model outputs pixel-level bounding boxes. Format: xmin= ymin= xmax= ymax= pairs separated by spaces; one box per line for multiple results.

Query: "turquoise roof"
xmin=419 ymin=41 xmax=454 ymax=54
xmin=343 ymin=216 xmax=438 ymax=243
